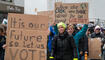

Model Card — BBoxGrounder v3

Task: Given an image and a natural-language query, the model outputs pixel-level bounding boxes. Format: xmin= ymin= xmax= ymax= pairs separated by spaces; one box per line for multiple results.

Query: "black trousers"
xmin=0 ymin=53 xmax=4 ymax=60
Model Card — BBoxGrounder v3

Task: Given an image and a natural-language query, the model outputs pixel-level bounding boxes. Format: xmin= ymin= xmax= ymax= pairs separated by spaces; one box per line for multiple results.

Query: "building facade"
xmin=24 ymin=0 xmax=47 ymax=15
xmin=0 ymin=0 xmax=24 ymax=23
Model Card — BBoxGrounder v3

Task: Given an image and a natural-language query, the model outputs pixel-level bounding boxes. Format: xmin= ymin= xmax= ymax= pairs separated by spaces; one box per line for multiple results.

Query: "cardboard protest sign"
xmin=55 ymin=2 xmax=88 ymax=24
xmin=88 ymin=38 xmax=101 ymax=59
xmin=5 ymin=13 xmax=49 ymax=60
xmin=37 ymin=11 xmax=54 ymax=25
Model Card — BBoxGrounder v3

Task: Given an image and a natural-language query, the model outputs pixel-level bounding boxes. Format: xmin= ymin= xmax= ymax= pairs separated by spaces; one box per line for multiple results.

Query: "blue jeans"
xmin=81 ymin=56 xmax=84 ymax=60
xmin=79 ymin=54 xmax=84 ymax=60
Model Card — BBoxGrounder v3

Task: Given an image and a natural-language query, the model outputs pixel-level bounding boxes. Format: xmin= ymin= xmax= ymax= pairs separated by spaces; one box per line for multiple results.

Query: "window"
xmin=7 ymin=0 xmax=13 ymax=2
xmin=1 ymin=0 xmax=6 ymax=1
xmin=1 ymin=0 xmax=13 ymax=2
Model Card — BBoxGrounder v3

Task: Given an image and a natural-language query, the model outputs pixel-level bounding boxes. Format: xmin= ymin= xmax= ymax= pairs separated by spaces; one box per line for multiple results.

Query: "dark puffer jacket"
xmin=0 ymin=36 xmax=6 ymax=60
xmin=78 ymin=35 xmax=88 ymax=56
xmin=91 ymin=32 xmax=104 ymax=38
xmin=0 ymin=36 xmax=6 ymax=53
xmin=51 ymin=32 xmax=77 ymax=60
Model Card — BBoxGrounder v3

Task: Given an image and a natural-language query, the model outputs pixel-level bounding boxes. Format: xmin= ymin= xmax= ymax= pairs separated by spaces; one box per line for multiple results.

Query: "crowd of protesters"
xmin=0 ymin=20 xmax=105 ymax=60
xmin=47 ymin=22 xmax=105 ymax=60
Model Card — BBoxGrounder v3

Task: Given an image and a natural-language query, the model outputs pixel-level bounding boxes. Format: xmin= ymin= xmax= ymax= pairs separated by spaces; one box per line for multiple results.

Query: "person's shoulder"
xmin=101 ymin=32 xmax=104 ymax=35
xmin=100 ymin=33 xmax=104 ymax=37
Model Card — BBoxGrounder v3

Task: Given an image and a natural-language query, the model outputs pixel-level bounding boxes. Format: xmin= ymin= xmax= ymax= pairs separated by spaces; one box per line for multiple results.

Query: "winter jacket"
xmin=48 ymin=26 xmax=56 ymax=52
xmin=52 ymin=31 xmax=77 ymax=60
xmin=78 ymin=35 xmax=88 ymax=55
xmin=73 ymin=24 xmax=88 ymax=47
xmin=0 ymin=36 xmax=6 ymax=54
xmin=73 ymin=24 xmax=88 ymax=58
xmin=91 ymin=32 xmax=104 ymax=38
xmin=53 ymin=24 xmax=58 ymax=35
xmin=0 ymin=36 xmax=6 ymax=60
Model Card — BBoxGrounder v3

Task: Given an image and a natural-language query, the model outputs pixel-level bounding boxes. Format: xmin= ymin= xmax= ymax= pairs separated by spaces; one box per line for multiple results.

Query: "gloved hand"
xmin=49 ymin=56 xmax=54 ymax=60
xmin=73 ymin=58 xmax=78 ymax=60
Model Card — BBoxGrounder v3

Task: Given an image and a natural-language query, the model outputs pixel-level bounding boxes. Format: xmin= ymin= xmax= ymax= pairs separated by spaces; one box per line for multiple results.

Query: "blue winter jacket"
xmin=48 ymin=26 xmax=56 ymax=52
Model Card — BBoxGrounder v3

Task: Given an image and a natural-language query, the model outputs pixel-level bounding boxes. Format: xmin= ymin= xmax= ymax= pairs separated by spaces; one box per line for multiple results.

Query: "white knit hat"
xmin=95 ymin=25 xmax=100 ymax=30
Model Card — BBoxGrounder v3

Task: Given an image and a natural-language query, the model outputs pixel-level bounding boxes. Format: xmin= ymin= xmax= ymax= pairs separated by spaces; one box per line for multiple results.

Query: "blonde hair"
xmin=57 ymin=22 xmax=66 ymax=29
xmin=67 ymin=24 xmax=74 ymax=29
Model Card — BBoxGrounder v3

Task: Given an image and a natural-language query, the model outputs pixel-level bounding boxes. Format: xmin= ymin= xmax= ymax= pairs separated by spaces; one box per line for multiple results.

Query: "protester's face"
xmin=58 ymin=25 xmax=65 ymax=34
xmin=95 ymin=28 xmax=100 ymax=34
xmin=67 ymin=27 xmax=74 ymax=35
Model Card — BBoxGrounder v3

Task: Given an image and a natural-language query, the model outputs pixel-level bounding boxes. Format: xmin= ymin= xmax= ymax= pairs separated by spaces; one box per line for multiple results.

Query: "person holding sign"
xmin=91 ymin=26 xmax=104 ymax=60
xmin=67 ymin=23 xmax=88 ymax=59
xmin=0 ymin=25 xmax=6 ymax=60
xmin=47 ymin=25 xmax=56 ymax=60
xmin=91 ymin=25 xmax=104 ymax=38
xmin=50 ymin=22 xmax=78 ymax=60
xmin=102 ymin=28 xmax=105 ymax=60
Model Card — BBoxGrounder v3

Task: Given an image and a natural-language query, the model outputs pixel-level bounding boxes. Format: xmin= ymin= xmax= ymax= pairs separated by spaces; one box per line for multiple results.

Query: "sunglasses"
xmin=96 ymin=29 xmax=100 ymax=30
